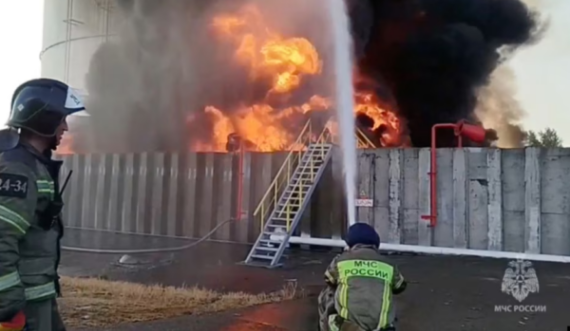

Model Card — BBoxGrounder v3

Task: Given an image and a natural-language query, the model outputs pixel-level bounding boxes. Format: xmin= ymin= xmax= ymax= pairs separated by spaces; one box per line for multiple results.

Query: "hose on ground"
xmin=61 ymin=218 xmax=235 ymax=254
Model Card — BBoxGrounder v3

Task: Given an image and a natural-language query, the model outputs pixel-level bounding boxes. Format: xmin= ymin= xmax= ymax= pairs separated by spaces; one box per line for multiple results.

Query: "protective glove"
xmin=0 ymin=311 xmax=26 ymax=331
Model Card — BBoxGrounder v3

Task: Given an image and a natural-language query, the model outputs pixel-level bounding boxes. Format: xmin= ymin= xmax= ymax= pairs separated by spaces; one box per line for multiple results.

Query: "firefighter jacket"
xmin=324 ymin=244 xmax=406 ymax=331
xmin=0 ymin=143 xmax=64 ymax=321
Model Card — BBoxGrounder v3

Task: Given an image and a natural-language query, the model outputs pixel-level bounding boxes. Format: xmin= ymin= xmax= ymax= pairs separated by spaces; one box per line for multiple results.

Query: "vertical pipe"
xmin=236 ymin=142 xmax=244 ymax=221
xmin=429 ymin=125 xmax=438 ymax=228
xmin=422 ymin=123 xmax=460 ymax=228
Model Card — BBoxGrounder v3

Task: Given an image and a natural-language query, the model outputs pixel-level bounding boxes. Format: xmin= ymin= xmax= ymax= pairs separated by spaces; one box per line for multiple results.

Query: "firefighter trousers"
xmin=318 ymin=286 xmax=337 ymax=331
xmin=23 ymin=299 xmax=65 ymax=331
xmin=317 ymin=286 xmax=396 ymax=331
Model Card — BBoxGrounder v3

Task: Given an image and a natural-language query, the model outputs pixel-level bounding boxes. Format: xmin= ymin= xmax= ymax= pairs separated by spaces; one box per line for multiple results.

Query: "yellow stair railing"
xmin=328 ymin=126 xmax=377 ymax=149
xmin=252 ymin=121 xmax=376 ymax=231
xmin=356 ymin=127 xmax=377 ymax=148
xmin=275 ymin=124 xmax=334 ymax=230
xmin=253 ymin=120 xmax=315 ymax=230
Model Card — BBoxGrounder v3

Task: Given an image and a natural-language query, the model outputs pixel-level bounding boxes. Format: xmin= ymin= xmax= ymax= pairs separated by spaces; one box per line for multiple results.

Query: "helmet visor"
xmin=11 ymin=83 xmax=86 ymax=119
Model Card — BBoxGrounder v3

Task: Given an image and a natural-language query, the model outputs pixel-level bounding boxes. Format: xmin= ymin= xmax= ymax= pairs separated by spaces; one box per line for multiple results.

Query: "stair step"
xmin=255 ymin=246 xmax=279 ymax=252
xmin=251 ymin=254 xmax=274 ymax=260
xmin=292 ymin=176 xmax=315 ymax=180
xmin=274 ymin=206 xmax=299 ymax=210
xmin=286 ymin=185 xmax=311 ymax=189
xmin=283 ymin=191 xmax=310 ymax=196
xmin=276 ymin=206 xmax=301 ymax=211
xmin=277 ymin=199 xmax=301 ymax=208
xmin=282 ymin=193 xmax=305 ymax=197
xmin=281 ymin=197 xmax=307 ymax=202
xmin=274 ymin=211 xmax=300 ymax=215
xmin=270 ymin=216 xmax=294 ymax=220
xmin=296 ymin=165 xmax=321 ymax=168
xmin=258 ymin=239 xmax=282 ymax=245
xmin=261 ymin=230 xmax=283 ymax=235
xmin=278 ymin=201 xmax=301 ymax=206
xmin=243 ymin=145 xmax=332 ymax=268
xmin=267 ymin=220 xmax=291 ymax=225
xmin=285 ymin=189 xmax=311 ymax=194
xmin=268 ymin=219 xmax=295 ymax=225
xmin=279 ymin=197 xmax=303 ymax=202
xmin=286 ymin=185 xmax=312 ymax=190
xmin=291 ymin=176 xmax=316 ymax=180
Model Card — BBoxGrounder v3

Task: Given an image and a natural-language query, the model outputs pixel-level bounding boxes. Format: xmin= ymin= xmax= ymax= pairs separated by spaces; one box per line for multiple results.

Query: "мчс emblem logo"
xmin=501 ymin=259 xmax=539 ymax=302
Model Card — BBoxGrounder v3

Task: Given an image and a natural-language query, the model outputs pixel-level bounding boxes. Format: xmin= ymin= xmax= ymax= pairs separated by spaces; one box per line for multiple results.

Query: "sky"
xmin=511 ymin=0 xmax=570 ymax=143
xmin=0 ymin=1 xmax=44 ymax=127
xmin=0 ymin=0 xmax=568 ymax=144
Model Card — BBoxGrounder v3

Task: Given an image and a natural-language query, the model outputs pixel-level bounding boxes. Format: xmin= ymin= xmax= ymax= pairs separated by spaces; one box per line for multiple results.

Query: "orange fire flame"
xmin=189 ymin=4 xmax=406 ymax=152
xmin=61 ymin=4 xmax=407 ymax=155
xmin=211 ymin=5 xmax=322 ymax=95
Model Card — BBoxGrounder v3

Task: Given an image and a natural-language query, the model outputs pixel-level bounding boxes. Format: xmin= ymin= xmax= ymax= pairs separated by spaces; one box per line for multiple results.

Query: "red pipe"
xmin=420 ymin=123 xmax=464 ymax=228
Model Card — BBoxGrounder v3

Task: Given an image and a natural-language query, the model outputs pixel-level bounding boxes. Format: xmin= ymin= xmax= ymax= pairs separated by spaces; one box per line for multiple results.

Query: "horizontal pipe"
xmin=269 ymin=235 xmax=570 ymax=263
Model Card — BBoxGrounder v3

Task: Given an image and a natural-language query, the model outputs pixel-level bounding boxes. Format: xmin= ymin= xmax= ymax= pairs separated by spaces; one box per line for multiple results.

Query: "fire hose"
xmin=60 ymin=140 xmax=247 ymax=255
xmin=60 ymin=218 xmax=235 ymax=254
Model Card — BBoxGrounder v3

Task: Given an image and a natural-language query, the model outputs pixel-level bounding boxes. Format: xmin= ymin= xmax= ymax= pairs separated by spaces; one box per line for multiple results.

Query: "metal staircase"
xmin=242 ymin=120 xmax=378 ymax=268
xmin=356 ymin=127 xmax=377 ymax=149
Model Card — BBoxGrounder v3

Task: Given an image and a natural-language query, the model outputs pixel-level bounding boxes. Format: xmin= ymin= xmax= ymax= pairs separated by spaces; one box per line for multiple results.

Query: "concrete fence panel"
xmin=56 ymin=148 xmax=570 ymax=257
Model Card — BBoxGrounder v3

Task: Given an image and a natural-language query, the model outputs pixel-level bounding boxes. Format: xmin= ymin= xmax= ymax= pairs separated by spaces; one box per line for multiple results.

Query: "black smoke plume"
xmin=348 ymin=0 xmax=542 ymax=147
xmin=78 ymin=0 xmax=541 ymax=153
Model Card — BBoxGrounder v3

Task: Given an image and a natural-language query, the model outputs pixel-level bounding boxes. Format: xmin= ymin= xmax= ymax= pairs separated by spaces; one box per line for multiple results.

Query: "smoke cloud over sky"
xmin=80 ymin=0 xmax=555 ymax=151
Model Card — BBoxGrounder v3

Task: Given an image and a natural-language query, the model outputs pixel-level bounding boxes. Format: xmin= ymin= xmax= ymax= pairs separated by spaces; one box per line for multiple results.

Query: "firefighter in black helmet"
xmin=0 ymin=78 xmax=85 ymax=331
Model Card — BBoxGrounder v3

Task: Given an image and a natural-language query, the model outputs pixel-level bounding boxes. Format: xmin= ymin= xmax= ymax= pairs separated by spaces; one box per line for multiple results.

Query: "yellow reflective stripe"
xmin=0 ymin=205 xmax=30 ymax=234
xmin=336 ymin=260 xmax=395 ymax=323
xmin=36 ymin=180 xmax=54 ymax=200
xmin=24 ymin=282 xmax=56 ymax=301
xmin=36 ymin=180 xmax=54 ymax=193
xmin=339 ymin=281 xmax=349 ymax=318
xmin=328 ymin=315 xmax=340 ymax=331
xmin=378 ymin=280 xmax=391 ymax=329
xmin=395 ymin=275 xmax=404 ymax=288
xmin=0 ymin=272 xmax=21 ymax=292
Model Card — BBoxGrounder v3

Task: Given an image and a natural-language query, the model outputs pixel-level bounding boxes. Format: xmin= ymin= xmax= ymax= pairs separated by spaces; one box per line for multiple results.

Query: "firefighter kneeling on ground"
xmin=0 ymin=78 xmax=85 ymax=331
xmin=318 ymin=223 xmax=407 ymax=331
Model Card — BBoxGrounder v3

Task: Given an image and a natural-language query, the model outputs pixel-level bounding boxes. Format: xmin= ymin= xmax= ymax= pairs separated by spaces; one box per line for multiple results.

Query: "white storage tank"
xmin=41 ymin=0 xmax=118 ymax=91
xmin=41 ymin=0 xmax=121 ymax=152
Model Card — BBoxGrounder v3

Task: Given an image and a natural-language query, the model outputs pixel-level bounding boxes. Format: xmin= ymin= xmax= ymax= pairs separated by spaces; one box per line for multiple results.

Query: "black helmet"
xmin=345 ymin=223 xmax=380 ymax=248
xmin=7 ymin=78 xmax=85 ymax=137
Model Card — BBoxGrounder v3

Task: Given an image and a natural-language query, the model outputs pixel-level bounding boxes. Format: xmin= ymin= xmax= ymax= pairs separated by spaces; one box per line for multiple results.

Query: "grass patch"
xmin=58 ymin=276 xmax=298 ymax=327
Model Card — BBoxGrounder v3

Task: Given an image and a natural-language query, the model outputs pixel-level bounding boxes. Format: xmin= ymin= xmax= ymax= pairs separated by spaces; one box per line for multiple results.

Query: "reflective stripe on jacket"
xmin=0 ymin=271 xmax=21 ymax=292
xmin=0 ymin=145 xmax=62 ymax=320
xmin=324 ymin=245 xmax=405 ymax=331
xmin=25 ymin=282 xmax=57 ymax=301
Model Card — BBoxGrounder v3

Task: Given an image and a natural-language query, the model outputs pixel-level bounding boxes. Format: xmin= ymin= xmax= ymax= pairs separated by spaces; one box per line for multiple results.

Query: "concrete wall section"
xmin=57 ymin=148 xmax=570 ymax=256
xmin=350 ymin=148 xmax=570 ymax=256
xmin=58 ymin=152 xmax=289 ymax=244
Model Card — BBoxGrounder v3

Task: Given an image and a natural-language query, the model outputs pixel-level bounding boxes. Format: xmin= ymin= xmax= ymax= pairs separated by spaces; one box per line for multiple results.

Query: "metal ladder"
xmin=243 ymin=143 xmax=333 ymax=268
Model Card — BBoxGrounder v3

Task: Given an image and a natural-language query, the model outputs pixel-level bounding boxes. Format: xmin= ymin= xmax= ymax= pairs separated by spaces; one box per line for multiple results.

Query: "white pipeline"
xmin=269 ymin=235 xmax=570 ymax=263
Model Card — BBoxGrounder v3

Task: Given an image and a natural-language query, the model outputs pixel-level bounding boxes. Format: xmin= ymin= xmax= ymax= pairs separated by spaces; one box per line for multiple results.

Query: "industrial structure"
xmin=43 ymin=0 xmax=570 ymax=264
xmin=41 ymin=0 xmax=116 ymax=91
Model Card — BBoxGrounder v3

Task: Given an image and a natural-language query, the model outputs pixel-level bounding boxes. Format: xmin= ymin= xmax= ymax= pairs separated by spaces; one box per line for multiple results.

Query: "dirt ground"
xmin=58 ymin=276 xmax=298 ymax=328
xmin=61 ymin=231 xmax=570 ymax=331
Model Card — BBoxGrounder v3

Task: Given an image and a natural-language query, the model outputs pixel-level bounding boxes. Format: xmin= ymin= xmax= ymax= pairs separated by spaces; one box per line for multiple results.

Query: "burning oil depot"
xmin=48 ymin=0 xmax=535 ymax=154
xmin=42 ymin=0 xmax=570 ymax=259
